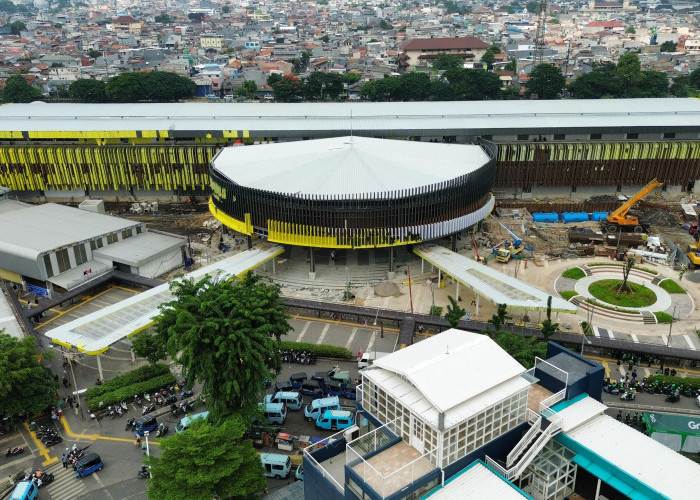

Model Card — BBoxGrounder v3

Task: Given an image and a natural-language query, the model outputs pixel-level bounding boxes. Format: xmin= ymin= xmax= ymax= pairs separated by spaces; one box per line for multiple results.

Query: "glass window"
xmin=590 ymin=133 xmax=602 ymax=140
xmin=122 ymin=229 xmax=132 ymax=239
xmin=553 ymin=133 xmax=565 ymax=140
xmin=517 ymin=134 xmax=529 ymax=141
xmin=626 ymin=133 xmax=638 ymax=140
xmin=663 ymin=132 xmax=675 ymax=139
xmin=136 ymin=225 xmax=142 ymax=234
xmin=107 ymin=233 xmax=118 ymax=244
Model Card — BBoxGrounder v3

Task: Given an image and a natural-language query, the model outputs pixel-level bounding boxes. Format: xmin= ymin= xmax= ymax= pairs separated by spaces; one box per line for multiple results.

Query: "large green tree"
xmin=0 ymin=333 xmax=58 ymax=416
xmin=268 ymin=73 xmax=303 ymax=102
xmin=105 ymin=72 xmax=149 ymax=102
xmin=145 ymin=416 xmax=265 ymax=500
xmin=485 ymin=303 xmax=511 ymax=338
xmin=1 ymin=74 xmax=42 ymax=103
xmin=105 ymin=72 xmax=194 ymax=102
xmin=689 ymin=67 xmax=700 ymax=90
xmin=432 ymin=53 xmax=464 ymax=71
xmin=659 ymin=41 xmax=676 ymax=53
xmin=68 ymin=78 xmax=107 ymax=103
xmin=493 ymin=331 xmax=547 ymax=369
xmin=525 ymin=63 xmax=565 ymax=99
xmin=155 ymin=273 xmax=290 ymax=422
xmin=303 ymin=72 xmax=344 ymax=101
xmin=234 ymin=80 xmax=257 ymax=98
xmin=130 ymin=330 xmax=167 ymax=364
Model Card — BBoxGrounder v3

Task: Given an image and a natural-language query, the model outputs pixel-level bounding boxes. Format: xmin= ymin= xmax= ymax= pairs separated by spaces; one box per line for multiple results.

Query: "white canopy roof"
xmin=212 ymin=136 xmax=490 ymax=198
xmin=414 ymin=245 xmax=578 ymax=313
xmin=426 ymin=461 xmax=530 ymax=499
xmin=565 ymin=413 xmax=700 ymax=500
xmin=44 ymin=244 xmax=283 ymax=354
xmin=364 ymin=330 xmax=531 ymax=429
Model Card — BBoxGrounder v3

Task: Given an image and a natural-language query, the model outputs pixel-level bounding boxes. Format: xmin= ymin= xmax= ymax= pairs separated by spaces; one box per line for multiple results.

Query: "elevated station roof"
xmin=559 ymin=410 xmax=700 ymax=500
xmin=44 ymin=244 xmax=284 ymax=354
xmin=0 ymin=99 xmax=698 ymax=137
xmin=212 ymin=136 xmax=489 ymax=197
xmin=414 ymin=245 xmax=578 ymax=313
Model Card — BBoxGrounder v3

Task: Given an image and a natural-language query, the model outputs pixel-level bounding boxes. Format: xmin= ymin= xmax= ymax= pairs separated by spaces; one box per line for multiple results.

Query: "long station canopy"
xmin=44 ymin=244 xmax=284 ymax=354
xmin=414 ymin=245 xmax=578 ymax=313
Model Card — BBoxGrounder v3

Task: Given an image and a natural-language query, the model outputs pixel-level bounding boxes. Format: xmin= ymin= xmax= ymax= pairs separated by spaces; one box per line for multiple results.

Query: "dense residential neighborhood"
xmin=0 ymin=0 xmax=699 ymax=102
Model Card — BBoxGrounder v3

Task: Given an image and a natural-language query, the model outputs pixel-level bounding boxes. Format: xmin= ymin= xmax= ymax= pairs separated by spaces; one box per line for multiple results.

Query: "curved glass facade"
xmin=209 ymin=140 xmax=496 ymax=248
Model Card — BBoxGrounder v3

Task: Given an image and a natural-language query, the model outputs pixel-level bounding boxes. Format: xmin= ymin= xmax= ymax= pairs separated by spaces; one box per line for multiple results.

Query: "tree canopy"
xmin=569 ymin=54 xmax=668 ymax=99
xmin=525 ymin=63 xmax=565 ymax=99
xmin=445 ymin=295 xmax=466 ymax=328
xmin=540 ymin=296 xmax=559 ymax=342
xmin=481 ymin=305 xmax=547 ymax=369
xmin=130 ymin=330 xmax=167 ymax=364
xmin=0 ymin=333 xmax=58 ymax=416
xmin=303 ymin=71 xmax=344 ymax=101
xmin=432 ymin=53 xmax=464 ymax=71
xmin=155 ymin=273 xmax=290 ymax=422
xmin=68 ymin=79 xmax=107 ymax=103
xmin=145 ymin=416 xmax=265 ymax=500
xmin=1 ymin=74 xmax=42 ymax=103
xmin=268 ymin=73 xmax=303 ymax=102
xmin=104 ymin=72 xmax=195 ymax=102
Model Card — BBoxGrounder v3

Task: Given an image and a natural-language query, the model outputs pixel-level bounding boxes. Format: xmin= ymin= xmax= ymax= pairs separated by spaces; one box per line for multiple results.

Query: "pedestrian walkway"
xmin=593 ymin=326 xmax=700 ymax=350
xmin=43 ymin=460 xmax=87 ymax=500
xmin=586 ymin=354 xmax=700 ymax=379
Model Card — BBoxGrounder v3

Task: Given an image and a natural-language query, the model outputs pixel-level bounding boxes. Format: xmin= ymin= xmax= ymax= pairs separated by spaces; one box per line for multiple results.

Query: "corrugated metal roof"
xmin=0 ymin=99 xmax=697 ymax=134
xmin=552 ymin=396 xmax=607 ymax=433
xmin=0 ymin=203 xmax=138 ymax=260
xmin=369 ymin=330 xmax=529 ymax=421
xmin=426 ymin=461 xmax=531 ymax=499
xmin=414 ymin=244 xmax=578 ymax=313
xmin=564 ymin=414 xmax=700 ymax=500
xmin=213 ymin=137 xmax=489 ymax=197
xmin=44 ymin=245 xmax=284 ymax=354
xmin=93 ymin=231 xmax=186 ymax=266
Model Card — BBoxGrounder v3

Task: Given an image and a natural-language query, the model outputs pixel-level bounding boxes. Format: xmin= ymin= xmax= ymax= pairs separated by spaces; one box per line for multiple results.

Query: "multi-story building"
xmin=113 ymin=15 xmax=142 ymax=34
xmin=400 ymin=37 xmax=490 ymax=68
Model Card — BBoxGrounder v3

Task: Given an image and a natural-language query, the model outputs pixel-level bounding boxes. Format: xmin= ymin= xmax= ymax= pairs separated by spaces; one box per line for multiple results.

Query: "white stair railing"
xmin=506 ymin=416 xmax=542 ymax=468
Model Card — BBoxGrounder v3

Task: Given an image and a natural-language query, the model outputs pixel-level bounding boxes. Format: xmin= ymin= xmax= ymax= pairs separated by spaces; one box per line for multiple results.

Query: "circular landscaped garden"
xmin=587 ymin=279 xmax=657 ymax=308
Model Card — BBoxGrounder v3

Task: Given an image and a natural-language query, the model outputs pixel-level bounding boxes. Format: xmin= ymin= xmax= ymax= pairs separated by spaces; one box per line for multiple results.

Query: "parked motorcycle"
xmin=155 ymin=423 xmax=168 ymax=438
xmin=138 ymin=466 xmax=151 ymax=479
xmin=42 ymin=435 xmax=62 ymax=446
xmin=180 ymin=389 xmax=194 ymax=399
xmin=665 ymin=390 xmax=681 ymax=403
xmin=5 ymin=446 xmax=24 ymax=457
xmin=620 ymin=389 xmax=636 ymax=401
xmin=125 ymin=417 xmax=136 ymax=431
xmin=142 ymin=404 xmax=156 ymax=415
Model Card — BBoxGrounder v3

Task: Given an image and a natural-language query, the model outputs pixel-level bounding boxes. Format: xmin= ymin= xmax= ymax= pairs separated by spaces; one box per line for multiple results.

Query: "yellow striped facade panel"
xmin=0 ymin=145 xmax=217 ymax=191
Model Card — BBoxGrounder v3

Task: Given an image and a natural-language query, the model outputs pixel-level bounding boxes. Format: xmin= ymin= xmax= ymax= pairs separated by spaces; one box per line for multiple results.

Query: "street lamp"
xmin=144 ymin=430 xmax=150 ymax=456
xmin=666 ymin=304 xmax=678 ymax=348
xmin=582 ymin=300 xmax=595 ymax=355
xmin=67 ymin=355 xmax=85 ymax=421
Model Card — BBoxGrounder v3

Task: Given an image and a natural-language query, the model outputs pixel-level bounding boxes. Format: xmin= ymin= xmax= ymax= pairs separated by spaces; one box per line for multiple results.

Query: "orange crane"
xmin=602 ymin=179 xmax=663 ymax=233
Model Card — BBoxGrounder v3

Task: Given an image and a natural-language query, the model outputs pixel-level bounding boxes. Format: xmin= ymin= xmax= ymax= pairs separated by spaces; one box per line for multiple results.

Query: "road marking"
xmin=608 ymin=330 xmax=615 ymax=339
xmin=367 ymin=334 xmax=376 ymax=353
xmin=296 ymin=321 xmax=310 ymax=342
xmin=684 ymin=334 xmax=696 ymax=349
xmin=345 ymin=327 xmax=358 ymax=349
xmin=316 ymin=324 xmax=330 ymax=344
xmin=93 ymin=471 xmax=105 ymax=489
xmin=23 ymin=422 xmax=58 ymax=466
xmin=60 ymin=416 xmax=160 ymax=446
xmin=662 ymin=335 xmax=670 ymax=346
xmin=593 ymin=327 xmax=600 ymax=337
xmin=630 ymin=333 xmax=639 ymax=342
xmin=289 ymin=314 xmax=400 ymax=333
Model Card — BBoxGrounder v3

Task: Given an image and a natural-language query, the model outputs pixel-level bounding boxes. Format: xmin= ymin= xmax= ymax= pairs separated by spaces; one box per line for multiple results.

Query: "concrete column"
xmin=421 ymin=258 xmax=424 ymax=274
xmin=96 ymin=354 xmax=104 ymax=382
xmin=594 ymin=478 xmax=601 ymax=500
xmin=451 ymin=235 xmax=457 ymax=252
xmin=246 ymin=235 xmax=253 ymax=250
xmin=456 ymin=282 xmax=460 ymax=302
xmin=389 ymin=247 xmax=394 ymax=272
xmin=309 ymin=248 xmax=316 ymax=280
xmin=476 ymin=295 xmax=480 ymax=317
xmin=438 ymin=269 xmax=441 ymax=285
xmin=272 ymin=258 xmax=276 ymax=274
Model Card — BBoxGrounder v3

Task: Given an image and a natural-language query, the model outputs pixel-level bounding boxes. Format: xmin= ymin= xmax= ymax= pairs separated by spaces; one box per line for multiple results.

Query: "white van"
xmin=304 ymin=396 xmax=341 ymax=422
xmin=265 ymin=391 xmax=303 ymax=411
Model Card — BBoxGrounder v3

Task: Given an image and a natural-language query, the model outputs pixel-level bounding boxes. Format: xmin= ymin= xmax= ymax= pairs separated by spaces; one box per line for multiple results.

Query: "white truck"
xmin=357 ymin=351 xmax=391 ymax=369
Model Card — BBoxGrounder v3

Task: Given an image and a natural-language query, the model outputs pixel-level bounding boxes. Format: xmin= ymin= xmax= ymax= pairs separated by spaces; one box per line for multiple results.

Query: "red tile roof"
xmin=401 ymin=36 xmax=489 ymax=51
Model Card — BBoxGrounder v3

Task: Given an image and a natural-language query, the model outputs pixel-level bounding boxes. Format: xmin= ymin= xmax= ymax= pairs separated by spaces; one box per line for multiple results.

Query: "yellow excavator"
xmin=601 ymin=179 xmax=663 ymax=233
xmin=686 ymin=243 xmax=700 ymax=269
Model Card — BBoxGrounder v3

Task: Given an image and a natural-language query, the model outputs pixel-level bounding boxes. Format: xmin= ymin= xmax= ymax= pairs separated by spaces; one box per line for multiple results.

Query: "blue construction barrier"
xmin=590 ymin=212 xmax=609 ymax=221
xmin=561 ymin=212 xmax=589 ymax=223
xmin=532 ymin=213 xmax=560 ymax=223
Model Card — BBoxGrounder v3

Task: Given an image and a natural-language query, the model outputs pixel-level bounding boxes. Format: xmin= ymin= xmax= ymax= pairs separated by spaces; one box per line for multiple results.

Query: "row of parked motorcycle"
xmin=616 ymin=410 xmax=646 ymax=432
xmin=603 ymin=376 xmax=699 ymax=403
xmin=132 ymin=387 xmax=195 ymax=416
xmin=34 ymin=424 xmax=63 ymax=447
xmin=281 ymin=349 xmax=317 ymax=365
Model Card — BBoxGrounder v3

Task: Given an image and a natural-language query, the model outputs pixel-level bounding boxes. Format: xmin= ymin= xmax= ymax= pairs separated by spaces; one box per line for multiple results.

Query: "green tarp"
xmin=643 ymin=412 xmax=700 ymax=453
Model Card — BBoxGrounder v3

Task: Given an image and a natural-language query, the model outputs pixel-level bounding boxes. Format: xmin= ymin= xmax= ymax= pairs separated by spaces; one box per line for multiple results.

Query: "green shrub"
xmin=658 ymin=279 xmax=685 ymax=294
xmin=87 ymin=373 xmax=175 ymax=409
xmin=584 ymin=298 xmax=639 ymax=315
xmin=648 ymin=374 xmax=700 ymax=390
xmin=588 ymin=279 xmax=656 ymax=308
xmin=654 ymin=311 xmax=673 ymax=323
xmin=588 ymin=262 xmax=658 ymax=274
xmin=580 ymin=321 xmax=593 ymax=336
xmin=560 ymin=290 xmax=578 ymax=300
xmin=86 ymin=363 xmax=171 ymax=400
xmin=429 ymin=306 xmax=443 ymax=317
xmin=279 ymin=341 xmax=352 ymax=359
xmin=562 ymin=268 xmax=585 ymax=280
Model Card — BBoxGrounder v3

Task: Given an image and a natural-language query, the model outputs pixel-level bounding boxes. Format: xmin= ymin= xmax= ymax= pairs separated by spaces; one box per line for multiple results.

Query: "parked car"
xmin=289 ymin=373 xmax=307 ymax=389
xmin=274 ymin=380 xmax=295 ymax=393
xmin=316 ymin=410 xmax=355 ymax=431
xmin=75 ymin=453 xmax=103 ymax=478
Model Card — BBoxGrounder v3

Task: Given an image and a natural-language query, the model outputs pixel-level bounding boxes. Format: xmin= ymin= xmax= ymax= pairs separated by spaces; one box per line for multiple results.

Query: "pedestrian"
xmin=135 ymin=434 xmax=142 ymax=447
xmin=524 ymin=260 xmax=528 ymax=269
xmin=471 ymin=296 xmax=476 ymax=306
xmin=73 ymin=402 xmax=79 ymax=416
xmin=61 ymin=453 xmax=68 ymax=469
xmin=363 ymin=318 xmax=368 ymax=327
xmin=62 ymin=377 xmax=69 ymax=388
xmin=330 ymin=250 xmax=336 ymax=264
xmin=67 ymin=396 xmax=74 ymax=408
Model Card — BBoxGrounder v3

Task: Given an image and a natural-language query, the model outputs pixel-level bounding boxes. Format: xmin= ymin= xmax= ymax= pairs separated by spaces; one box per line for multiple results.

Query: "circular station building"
xmin=209 ymin=136 xmax=496 ymax=272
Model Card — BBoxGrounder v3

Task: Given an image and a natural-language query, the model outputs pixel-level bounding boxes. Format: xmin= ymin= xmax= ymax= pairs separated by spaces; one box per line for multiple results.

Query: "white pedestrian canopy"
xmin=44 ymin=244 xmax=284 ymax=354
xmin=414 ymin=245 xmax=578 ymax=313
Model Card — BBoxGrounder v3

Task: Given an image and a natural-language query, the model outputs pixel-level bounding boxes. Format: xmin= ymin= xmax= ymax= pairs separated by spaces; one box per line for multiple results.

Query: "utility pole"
xmin=666 ymin=304 xmax=678 ymax=347
xmin=534 ymin=0 xmax=548 ymax=65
